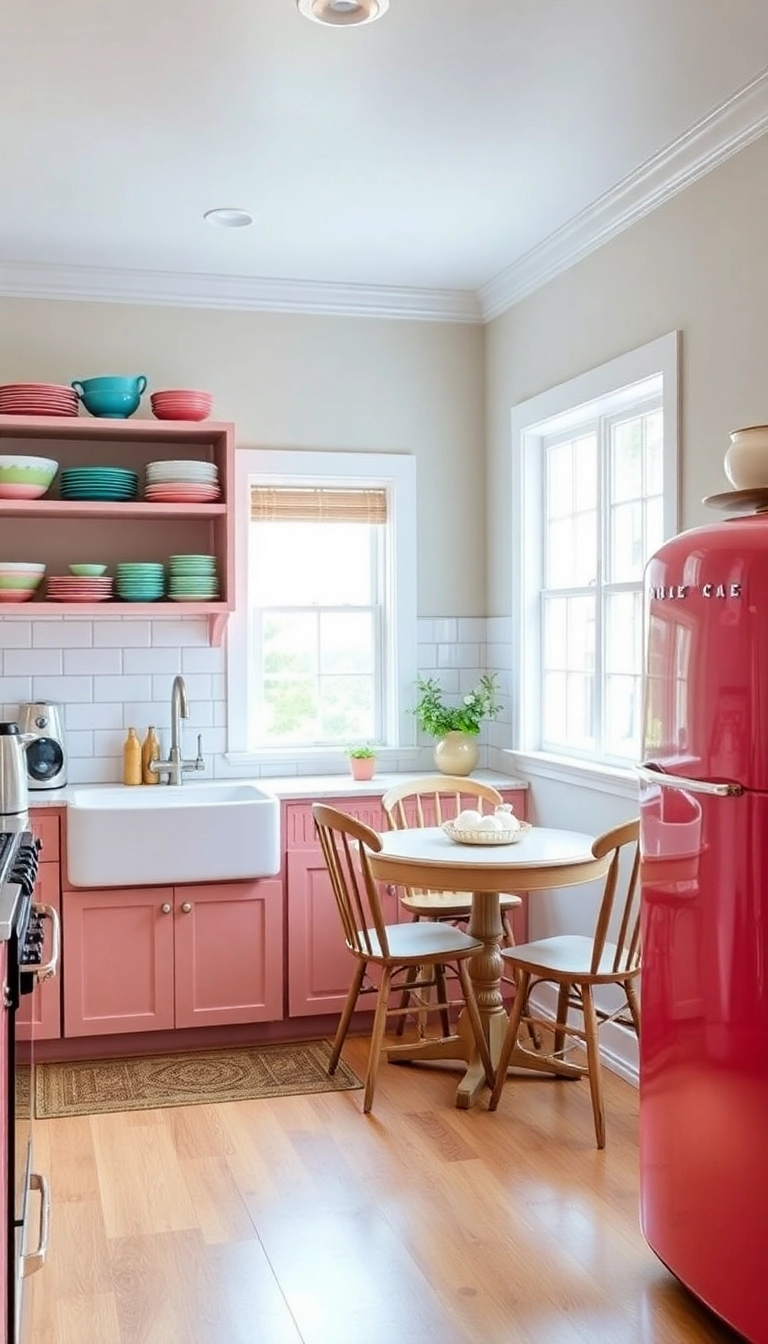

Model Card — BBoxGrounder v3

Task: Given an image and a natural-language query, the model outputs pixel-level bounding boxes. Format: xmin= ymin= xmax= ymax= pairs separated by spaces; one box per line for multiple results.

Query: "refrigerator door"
xmin=639 ymin=773 xmax=768 ymax=1344
xmin=644 ymin=513 xmax=768 ymax=791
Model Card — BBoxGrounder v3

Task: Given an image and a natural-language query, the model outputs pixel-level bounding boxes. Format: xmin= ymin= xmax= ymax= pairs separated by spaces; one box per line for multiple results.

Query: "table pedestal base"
xmin=386 ymin=889 xmax=582 ymax=1107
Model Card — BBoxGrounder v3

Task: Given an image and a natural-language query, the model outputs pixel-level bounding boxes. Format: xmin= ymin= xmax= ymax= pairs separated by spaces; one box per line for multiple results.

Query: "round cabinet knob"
xmin=181 ymin=902 xmax=192 ymax=914
xmin=161 ymin=902 xmax=172 ymax=914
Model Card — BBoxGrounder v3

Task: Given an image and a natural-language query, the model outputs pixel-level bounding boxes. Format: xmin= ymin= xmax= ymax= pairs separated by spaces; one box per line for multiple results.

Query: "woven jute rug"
xmin=34 ymin=1040 xmax=362 ymax=1118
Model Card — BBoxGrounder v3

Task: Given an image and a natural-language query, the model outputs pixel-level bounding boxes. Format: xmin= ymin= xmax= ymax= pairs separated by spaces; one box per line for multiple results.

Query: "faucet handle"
xmin=195 ymin=734 xmax=205 ymax=771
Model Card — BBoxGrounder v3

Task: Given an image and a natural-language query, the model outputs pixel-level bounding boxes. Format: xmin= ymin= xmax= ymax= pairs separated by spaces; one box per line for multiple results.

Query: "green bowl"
xmin=0 ymin=574 xmax=43 ymax=590
xmin=68 ymin=564 xmax=108 ymax=576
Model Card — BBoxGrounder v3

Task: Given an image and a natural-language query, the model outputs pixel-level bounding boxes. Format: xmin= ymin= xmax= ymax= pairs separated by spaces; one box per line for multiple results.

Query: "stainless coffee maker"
xmin=16 ymin=702 xmax=67 ymax=791
xmin=0 ymin=723 xmax=31 ymax=815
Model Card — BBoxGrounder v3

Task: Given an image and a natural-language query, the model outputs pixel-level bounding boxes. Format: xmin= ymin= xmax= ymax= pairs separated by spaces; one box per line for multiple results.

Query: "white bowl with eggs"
xmin=442 ymin=805 xmax=531 ymax=846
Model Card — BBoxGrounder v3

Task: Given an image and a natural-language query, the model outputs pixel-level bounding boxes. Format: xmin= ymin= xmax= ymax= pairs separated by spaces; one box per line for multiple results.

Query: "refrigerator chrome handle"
xmin=636 ymin=763 xmax=743 ymax=796
xmin=21 ymin=1172 xmax=51 ymax=1278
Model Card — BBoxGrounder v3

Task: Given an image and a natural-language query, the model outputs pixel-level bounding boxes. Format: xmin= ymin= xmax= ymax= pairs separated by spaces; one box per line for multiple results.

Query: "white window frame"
xmin=226 ymin=449 xmax=418 ymax=767
xmin=510 ymin=332 xmax=680 ymax=789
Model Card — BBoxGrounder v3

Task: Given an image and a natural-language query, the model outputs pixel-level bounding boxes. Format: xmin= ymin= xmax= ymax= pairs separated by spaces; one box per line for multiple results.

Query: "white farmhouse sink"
xmin=66 ymin=782 xmax=280 ymax=888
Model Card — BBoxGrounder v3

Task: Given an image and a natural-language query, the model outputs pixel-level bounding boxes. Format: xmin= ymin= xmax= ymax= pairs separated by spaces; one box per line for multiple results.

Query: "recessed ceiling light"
xmin=296 ymin=0 xmax=390 ymax=27
xmin=203 ymin=208 xmax=254 ymax=228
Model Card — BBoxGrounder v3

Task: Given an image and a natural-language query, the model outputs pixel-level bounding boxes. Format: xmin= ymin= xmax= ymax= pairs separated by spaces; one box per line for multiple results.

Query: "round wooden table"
xmin=368 ymin=825 xmax=610 ymax=1108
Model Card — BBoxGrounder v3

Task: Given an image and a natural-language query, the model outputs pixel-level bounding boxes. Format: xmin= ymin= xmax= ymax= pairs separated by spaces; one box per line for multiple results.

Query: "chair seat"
xmin=352 ymin=919 xmax=484 ymax=963
xmin=500 ymin=934 xmax=637 ymax=981
xmin=400 ymin=890 xmax=523 ymax=917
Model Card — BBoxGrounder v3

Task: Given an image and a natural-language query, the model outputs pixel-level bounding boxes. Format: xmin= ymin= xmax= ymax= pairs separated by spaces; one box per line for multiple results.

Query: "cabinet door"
xmin=173 ymin=880 xmax=283 ymax=1029
xmin=16 ymin=864 xmax=61 ymax=1042
xmin=286 ymin=851 xmax=400 ymax=1018
xmin=63 ymin=887 xmax=175 ymax=1037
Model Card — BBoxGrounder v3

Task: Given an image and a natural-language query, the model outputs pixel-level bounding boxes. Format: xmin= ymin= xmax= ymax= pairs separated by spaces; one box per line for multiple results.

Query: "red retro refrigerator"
xmin=638 ymin=510 xmax=768 ymax=1344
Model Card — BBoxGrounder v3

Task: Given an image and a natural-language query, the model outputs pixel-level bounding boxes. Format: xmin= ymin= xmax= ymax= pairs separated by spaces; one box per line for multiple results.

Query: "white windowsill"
xmin=503 ymin=750 xmax=640 ymax=799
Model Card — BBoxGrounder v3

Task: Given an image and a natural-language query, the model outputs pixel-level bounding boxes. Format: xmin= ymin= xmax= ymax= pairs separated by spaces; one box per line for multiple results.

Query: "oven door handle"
xmin=20 ymin=1171 xmax=50 ymax=1278
xmin=32 ymin=904 xmax=60 ymax=984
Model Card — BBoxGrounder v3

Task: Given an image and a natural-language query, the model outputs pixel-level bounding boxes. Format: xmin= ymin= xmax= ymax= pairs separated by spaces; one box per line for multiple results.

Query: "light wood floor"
xmin=28 ymin=1034 xmax=739 ymax=1344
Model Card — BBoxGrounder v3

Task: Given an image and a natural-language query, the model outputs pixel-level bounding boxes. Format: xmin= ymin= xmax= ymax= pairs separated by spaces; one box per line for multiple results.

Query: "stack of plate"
xmin=114 ymin=563 xmax=166 ymax=602
xmin=0 ymin=383 xmax=79 ymax=417
xmin=168 ymin=554 xmax=219 ymax=602
xmin=150 ymin=389 xmax=213 ymax=422
xmin=60 ymin=466 xmax=139 ymax=501
xmin=145 ymin=460 xmax=220 ymax=504
xmin=46 ymin=575 xmax=114 ymax=603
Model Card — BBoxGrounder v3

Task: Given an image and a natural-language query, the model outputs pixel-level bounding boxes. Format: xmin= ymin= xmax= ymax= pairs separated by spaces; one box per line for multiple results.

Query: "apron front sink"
xmin=66 ymin=782 xmax=280 ymax=887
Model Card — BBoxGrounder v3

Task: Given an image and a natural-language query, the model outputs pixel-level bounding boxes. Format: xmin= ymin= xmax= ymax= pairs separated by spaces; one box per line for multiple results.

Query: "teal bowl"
xmin=71 ymin=376 xmax=147 ymax=419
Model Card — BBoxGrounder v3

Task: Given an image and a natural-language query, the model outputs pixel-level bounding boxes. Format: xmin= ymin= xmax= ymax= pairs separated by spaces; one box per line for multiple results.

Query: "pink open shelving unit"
xmin=0 ymin=415 xmax=236 ymax=645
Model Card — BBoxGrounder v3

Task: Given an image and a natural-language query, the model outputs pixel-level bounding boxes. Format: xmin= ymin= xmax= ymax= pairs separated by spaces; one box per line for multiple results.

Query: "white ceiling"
xmin=3 ymin=1 xmax=768 ymax=319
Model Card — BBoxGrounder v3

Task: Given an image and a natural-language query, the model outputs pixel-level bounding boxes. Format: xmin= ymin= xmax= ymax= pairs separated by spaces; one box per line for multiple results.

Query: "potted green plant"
xmin=346 ymin=743 xmax=378 ymax=781
xmin=412 ymin=673 xmax=502 ymax=775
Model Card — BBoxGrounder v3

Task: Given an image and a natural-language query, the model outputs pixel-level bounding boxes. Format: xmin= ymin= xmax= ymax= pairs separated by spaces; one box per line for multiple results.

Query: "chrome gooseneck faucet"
xmin=149 ymin=675 xmax=205 ymax=785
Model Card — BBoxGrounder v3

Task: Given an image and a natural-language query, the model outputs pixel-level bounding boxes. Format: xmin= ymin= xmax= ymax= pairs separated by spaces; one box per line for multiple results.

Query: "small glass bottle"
xmin=122 ymin=727 xmax=142 ymax=786
xmin=142 ymin=726 xmax=160 ymax=785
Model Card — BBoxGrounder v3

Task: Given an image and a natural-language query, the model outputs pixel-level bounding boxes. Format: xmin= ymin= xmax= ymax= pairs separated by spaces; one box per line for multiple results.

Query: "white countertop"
xmin=25 ymin=769 xmax=529 ymax=809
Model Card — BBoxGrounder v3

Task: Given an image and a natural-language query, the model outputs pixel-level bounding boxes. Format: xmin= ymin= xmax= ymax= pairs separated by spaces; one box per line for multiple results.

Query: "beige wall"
xmin=485 ymin=131 xmax=768 ymax=613
xmin=0 ymin=297 xmax=486 ymax=616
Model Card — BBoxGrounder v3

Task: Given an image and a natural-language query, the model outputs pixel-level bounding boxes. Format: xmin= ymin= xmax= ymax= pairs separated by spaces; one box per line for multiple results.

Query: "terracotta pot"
xmin=433 ymin=731 xmax=480 ymax=776
xmin=349 ymin=756 xmax=376 ymax=781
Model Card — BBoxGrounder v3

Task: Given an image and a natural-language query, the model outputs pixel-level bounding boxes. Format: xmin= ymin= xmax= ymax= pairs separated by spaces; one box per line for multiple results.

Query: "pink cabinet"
xmin=63 ymin=880 xmax=283 ymax=1037
xmin=285 ymin=796 xmax=400 ymax=1018
xmin=173 ymin=880 xmax=283 ymax=1029
xmin=0 ymin=943 xmax=8 ymax=1344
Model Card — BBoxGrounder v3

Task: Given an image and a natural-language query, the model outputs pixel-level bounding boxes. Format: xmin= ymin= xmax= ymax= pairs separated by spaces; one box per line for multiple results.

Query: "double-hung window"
xmin=513 ymin=333 xmax=680 ymax=774
xmin=227 ymin=450 xmax=417 ymax=762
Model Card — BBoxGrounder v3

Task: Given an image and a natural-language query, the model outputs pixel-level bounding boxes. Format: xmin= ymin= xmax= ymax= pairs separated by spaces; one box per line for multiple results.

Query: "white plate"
xmin=442 ymin=820 xmax=532 ymax=846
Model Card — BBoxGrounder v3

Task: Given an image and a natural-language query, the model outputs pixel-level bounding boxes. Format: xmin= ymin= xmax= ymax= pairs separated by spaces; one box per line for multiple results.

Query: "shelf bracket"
xmin=209 ymin=613 xmax=229 ymax=647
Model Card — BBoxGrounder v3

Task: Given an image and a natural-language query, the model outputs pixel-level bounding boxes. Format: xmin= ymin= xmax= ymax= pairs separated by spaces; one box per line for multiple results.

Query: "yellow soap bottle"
xmin=142 ymin=726 xmax=160 ymax=785
xmin=122 ymin=727 xmax=142 ymax=786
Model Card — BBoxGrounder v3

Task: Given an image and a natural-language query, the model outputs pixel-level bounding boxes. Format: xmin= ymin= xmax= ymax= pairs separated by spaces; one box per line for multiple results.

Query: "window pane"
xmin=645 ymin=495 xmax=664 ymax=561
xmin=566 ymin=672 xmax=594 ymax=750
xmin=319 ymin=675 xmax=374 ymax=739
xmin=645 ymin=411 xmax=663 ymax=494
xmin=611 ymin=417 xmax=643 ymax=502
xmin=543 ymin=671 xmax=567 ymax=744
xmin=319 ymin=613 xmax=374 ymax=673
xmin=254 ymin=522 xmax=372 ymax=605
xmin=546 ymin=517 xmax=574 ymax=587
xmin=604 ymin=673 xmax=641 ymax=761
xmin=543 ymin=596 xmax=567 ymax=668
xmin=573 ymin=435 xmax=597 ymax=511
xmin=262 ymin=613 xmax=317 ymax=676
xmin=605 ymin=591 xmax=642 ymax=674
xmin=608 ymin=500 xmax=644 ymax=582
xmin=547 ymin=442 xmax=573 ymax=517
xmin=567 ymin=595 xmax=595 ymax=672
xmin=573 ymin=510 xmax=597 ymax=586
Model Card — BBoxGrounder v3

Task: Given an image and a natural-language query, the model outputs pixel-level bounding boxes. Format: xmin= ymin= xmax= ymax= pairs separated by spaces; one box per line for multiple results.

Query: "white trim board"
xmin=1 ymin=71 xmax=766 ymax=323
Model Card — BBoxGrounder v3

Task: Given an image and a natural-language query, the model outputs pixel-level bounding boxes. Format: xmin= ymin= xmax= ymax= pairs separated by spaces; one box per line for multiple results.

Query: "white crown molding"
xmin=479 ymin=67 xmax=768 ymax=322
xmin=0 ymin=259 xmax=482 ymax=325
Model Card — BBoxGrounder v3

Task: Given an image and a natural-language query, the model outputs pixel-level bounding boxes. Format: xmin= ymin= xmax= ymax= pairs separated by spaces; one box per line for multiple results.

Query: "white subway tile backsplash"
xmin=0 ymin=612 xmax=503 ymax=783
xmin=63 ymin=648 xmax=121 ymax=676
xmin=151 ymin=619 xmax=209 ymax=647
xmin=123 ymin=648 xmax=182 ymax=675
xmin=94 ymin=675 xmax=152 ymax=702
xmin=33 ymin=621 xmax=92 ymax=648
xmin=65 ymin=730 xmax=94 ymax=757
xmin=4 ymin=649 xmax=62 ymax=676
xmin=182 ymin=647 xmax=225 ymax=674
xmin=94 ymin=621 xmax=151 ymax=647
xmin=94 ymin=729 xmax=131 ymax=758
xmin=0 ymin=623 xmax=32 ymax=648
xmin=65 ymin=702 xmax=123 ymax=731
xmin=33 ymin=675 xmax=91 ymax=702
xmin=68 ymin=756 xmax=118 ymax=784
xmin=0 ymin=678 xmax=33 ymax=704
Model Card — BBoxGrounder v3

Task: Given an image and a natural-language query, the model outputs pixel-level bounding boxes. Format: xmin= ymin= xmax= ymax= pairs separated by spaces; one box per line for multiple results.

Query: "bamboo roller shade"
xmin=250 ymin=486 xmax=388 ymax=524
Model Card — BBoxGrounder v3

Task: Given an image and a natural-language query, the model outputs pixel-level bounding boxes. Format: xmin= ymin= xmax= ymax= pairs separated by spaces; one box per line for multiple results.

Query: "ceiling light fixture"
xmin=297 ymin=0 xmax=389 ymax=27
xmin=203 ymin=208 xmax=254 ymax=228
